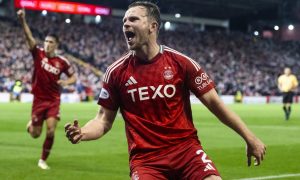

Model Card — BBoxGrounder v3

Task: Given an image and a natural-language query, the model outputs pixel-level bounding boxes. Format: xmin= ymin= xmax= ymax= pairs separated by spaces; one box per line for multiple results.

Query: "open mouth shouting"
xmin=125 ymin=31 xmax=136 ymax=45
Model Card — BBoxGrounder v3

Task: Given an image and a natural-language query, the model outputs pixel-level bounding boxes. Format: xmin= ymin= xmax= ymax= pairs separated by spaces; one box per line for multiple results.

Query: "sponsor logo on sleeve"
xmin=99 ymin=88 xmax=109 ymax=99
xmin=195 ymin=73 xmax=212 ymax=90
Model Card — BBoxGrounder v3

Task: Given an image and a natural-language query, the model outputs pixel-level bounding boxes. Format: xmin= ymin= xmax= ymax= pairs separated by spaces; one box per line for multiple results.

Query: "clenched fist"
xmin=65 ymin=120 xmax=83 ymax=144
xmin=17 ymin=9 xmax=25 ymax=20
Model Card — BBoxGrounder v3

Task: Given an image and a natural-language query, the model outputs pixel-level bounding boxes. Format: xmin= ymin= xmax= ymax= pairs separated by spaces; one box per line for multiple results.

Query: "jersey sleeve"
xmin=184 ymin=57 xmax=215 ymax=97
xmin=277 ymin=76 xmax=282 ymax=85
xmin=97 ymin=73 xmax=120 ymax=111
xmin=66 ymin=65 xmax=75 ymax=77
xmin=64 ymin=61 xmax=75 ymax=77
xmin=293 ymin=75 xmax=298 ymax=87
xmin=58 ymin=56 xmax=75 ymax=77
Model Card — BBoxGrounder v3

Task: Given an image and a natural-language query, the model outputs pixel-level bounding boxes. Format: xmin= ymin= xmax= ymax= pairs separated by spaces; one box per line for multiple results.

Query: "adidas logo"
xmin=204 ymin=163 xmax=215 ymax=172
xmin=125 ymin=76 xmax=138 ymax=86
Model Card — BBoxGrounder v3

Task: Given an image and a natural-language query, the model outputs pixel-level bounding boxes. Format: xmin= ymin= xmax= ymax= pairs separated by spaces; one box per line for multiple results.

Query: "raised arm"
xmin=17 ymin=9 xmax=36 ymax=50
xmin=65 ymin=107 xmax=117 ymax=143
xmin=199 ymin=89 xmax=266 ymax=166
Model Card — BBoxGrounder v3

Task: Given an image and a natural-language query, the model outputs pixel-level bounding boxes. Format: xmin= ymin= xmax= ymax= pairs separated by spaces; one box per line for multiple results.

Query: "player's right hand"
xmin=246 ymin=137 xmax=266 ymax=166
xmin=16 ymin=9 xmax=25 ymax=19
xmin=65 ymin=120 xmax=83 ymax=144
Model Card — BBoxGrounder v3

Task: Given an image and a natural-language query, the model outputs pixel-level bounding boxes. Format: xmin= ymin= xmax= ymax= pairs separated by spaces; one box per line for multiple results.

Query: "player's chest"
xmin=38 ymin=57 xmax=63 ymax=75
xmin=118 ymin=61 xmax=183 ymax=102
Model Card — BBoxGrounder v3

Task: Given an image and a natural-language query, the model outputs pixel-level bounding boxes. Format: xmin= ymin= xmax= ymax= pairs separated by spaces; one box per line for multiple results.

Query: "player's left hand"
xmin=65 ymin=120 xmax=83 ymax=144
xmin=246 ymin=137 xmax=266 ymax=166
xmin=17 ymin=9 xmax=25 ymax=20
xmin=57 ymin=80 xmax=67 ymax=86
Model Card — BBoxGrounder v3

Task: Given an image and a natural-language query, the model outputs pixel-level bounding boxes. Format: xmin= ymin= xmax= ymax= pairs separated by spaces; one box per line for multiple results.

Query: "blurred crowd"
xmin=1 ymin=12 xmax=300 ymax=99
xmin=159 ymin=27 xmax=300 ymax=96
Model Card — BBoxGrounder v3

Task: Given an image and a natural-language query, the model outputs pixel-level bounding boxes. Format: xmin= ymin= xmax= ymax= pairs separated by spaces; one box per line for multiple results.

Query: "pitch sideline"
xmin=235 ymin=173 xmax=300 ymax=180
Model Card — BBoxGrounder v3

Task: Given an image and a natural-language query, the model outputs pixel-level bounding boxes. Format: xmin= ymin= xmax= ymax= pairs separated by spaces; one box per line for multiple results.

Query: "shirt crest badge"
xmin=163 ymin=66 xmax=174 ymax=80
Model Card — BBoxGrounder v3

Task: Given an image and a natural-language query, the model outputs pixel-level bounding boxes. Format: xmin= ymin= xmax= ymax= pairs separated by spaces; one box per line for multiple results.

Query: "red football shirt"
xmin=31 ymin=46 xmax=74 ymax=100
xmin=98 ymin=45 xmax=215 ymax=161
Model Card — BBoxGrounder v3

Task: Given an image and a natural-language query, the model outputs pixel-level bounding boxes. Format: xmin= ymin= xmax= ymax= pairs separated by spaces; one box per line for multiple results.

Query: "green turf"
xmin=0 ymin=102 xmax=300 ymax=180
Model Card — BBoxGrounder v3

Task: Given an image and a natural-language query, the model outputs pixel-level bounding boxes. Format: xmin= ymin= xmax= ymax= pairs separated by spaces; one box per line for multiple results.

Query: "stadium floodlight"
xmin=274 ymin=25 xmax=279 ymax=31
xmin=65 ymin=18 xmax=71 ymax=24
xmin=288 ymin=24 xmax=294 ymax=30
xmin=175 ymin=13 xmax=181 ymax=18
xmin=164 ymin=21 xmax=171 ymax=30
xmin=95 ymin=15 xmax=102 ymax=24
xmin=41 ymin=10 xmax=47 ymax=16
xmin=254 ymin=31 xmax=259 ymax=36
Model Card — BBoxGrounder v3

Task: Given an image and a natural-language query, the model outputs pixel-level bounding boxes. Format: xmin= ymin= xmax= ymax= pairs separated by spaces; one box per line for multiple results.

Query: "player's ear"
xmin=149 ymin=21 xmax=158 ymax=34
xmin=55 ymin=41 xmax=59 ymax=48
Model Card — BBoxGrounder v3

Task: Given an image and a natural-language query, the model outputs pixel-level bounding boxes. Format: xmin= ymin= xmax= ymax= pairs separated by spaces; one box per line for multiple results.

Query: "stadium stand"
xmin=1 ymin=13 xmax=300 ymax=98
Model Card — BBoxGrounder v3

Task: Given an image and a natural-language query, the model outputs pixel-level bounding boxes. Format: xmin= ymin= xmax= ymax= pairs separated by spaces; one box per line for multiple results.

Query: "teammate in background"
xmin=278 ymin=67 xmax=298 ymax=120
xmin=17 ymin=9 xmax=76 ymax=170
xmin=65 ymin=1 xmax=266 ymax=179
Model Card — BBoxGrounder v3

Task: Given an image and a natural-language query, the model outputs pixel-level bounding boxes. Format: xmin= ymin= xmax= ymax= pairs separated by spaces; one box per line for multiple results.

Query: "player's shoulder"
xmin=32 ymin=46 xmax=44 ymax=52
xmin=291 ymin=74 xmax=297 ymax=77
xmin=291 ymin=74 xmax=298 ymax=80
xmin=57 ymin=55 xmax=71 ymax=65
xmin=103 ymin=51 xmax=133 ymax=83
xmin=163 ymin=45 xmax=187 ymax=59
xmin=106 ymin=51 xmax=132 ymax=70
xmin=278 ymin=74 xmax=284 ymax=81
xmin=163 ymin=45 xmax=201 ymax=71
xmin=31 ymin=46 xmax=45 ymax=57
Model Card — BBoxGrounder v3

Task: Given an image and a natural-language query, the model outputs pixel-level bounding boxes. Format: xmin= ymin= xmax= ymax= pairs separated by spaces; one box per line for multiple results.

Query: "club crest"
xmin=163 ymin=67 xmax=174 ymax=80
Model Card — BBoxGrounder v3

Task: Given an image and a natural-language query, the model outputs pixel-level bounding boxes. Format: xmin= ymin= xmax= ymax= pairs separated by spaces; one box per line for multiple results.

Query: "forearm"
xmin=80 ymin=107 xmax=116 ymax=141
xmin=58 ymin=75 xmax=76 ymax=86
xmin=201 ymin=90 xmax=256 ymax=144
xmin=65 ymin=107 xmax=117 ymax=144
xmin=81 ymin=117 xmax=112 ymax=141
xmin=200 ymin=90 xmax=266 ymax=166
xmin=19 ymin=18 xmax=36 ymax=49
xmin=211 ymin=102 xmax=256 ymax=144
xmin=65 ymin=75 xmax=77 ymax=85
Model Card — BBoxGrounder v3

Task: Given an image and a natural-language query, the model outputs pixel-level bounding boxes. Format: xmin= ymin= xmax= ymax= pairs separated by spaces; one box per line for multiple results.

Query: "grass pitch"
xmin=0 ymin=102 xmax=300 ymax=180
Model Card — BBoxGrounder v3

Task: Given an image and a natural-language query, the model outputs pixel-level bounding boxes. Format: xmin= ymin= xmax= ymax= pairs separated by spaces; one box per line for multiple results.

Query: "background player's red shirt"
xmin=31 ymin=46 xmax=74 ymax=100
xmin=98 ymin=45 xmax=215 ymax=161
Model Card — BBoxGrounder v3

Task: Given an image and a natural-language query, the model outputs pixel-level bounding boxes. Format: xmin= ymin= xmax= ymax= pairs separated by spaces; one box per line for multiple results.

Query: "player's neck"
xmin=134 ymin=42 xmax=160 ymax=61
xmin=45 ymin=52 xmax=56 ymax=58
